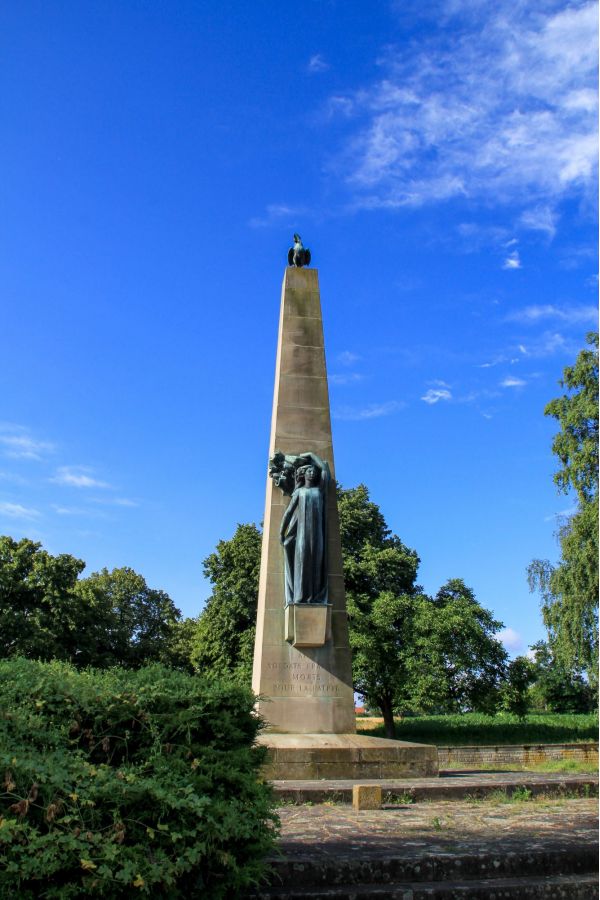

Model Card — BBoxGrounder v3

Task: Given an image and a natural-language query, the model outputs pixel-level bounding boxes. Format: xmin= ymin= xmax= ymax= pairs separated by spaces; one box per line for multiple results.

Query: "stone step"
xmin=272 ymin=772 xmax=598 ymax=804
xmin=252 ymin=873 xmax=598 ymax=899
xmin=260 ymin=847 xmax=597 ymax=892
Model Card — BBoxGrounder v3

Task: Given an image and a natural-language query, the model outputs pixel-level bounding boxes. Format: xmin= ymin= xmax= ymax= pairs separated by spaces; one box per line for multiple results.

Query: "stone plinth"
xmin=252 ymin=267 xmax=355 ymax=735
xmin=256 ymin=733 xmax=439 ymax=780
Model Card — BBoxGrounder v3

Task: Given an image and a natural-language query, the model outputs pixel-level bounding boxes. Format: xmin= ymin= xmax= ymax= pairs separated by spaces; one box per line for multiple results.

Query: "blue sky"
xmin=1 ymin=0 xmax=597 ymax=657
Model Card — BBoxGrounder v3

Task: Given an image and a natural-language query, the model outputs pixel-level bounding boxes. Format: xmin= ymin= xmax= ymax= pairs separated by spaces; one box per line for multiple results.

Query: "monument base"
xmin=256 ymin=733 xmax=438 ymax=780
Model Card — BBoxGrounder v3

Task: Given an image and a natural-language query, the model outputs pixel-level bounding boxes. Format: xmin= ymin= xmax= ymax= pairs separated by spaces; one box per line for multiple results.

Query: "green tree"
xmin=406 ymin=579 xmax=507 ymax=716
xmin=339 ymin=485 xmax=422 ymax=736
xmin=74 ymin=567 xmax=181 ymax=668
xmin=0 ymin=536 xmax=85 ymax=662
xmin=499 ymin=655 xmax=536 ymax=720
xmin=528 ymin=640 xmax=594 ymax=713
xmin=163 ymin=615 xmax=198 ymax=672
xmin=528 ymin=332 xmax=599 ymax=690
xmin=191 ymin=523 xmax=262 ymax=683
xmin=340 ymin=489 xmax=507 ymax=734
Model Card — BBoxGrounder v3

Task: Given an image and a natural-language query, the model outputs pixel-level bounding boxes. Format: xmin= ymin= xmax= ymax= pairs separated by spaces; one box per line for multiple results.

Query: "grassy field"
xmin=356 ymin=712 xmax=599 ymax=746
xmin=441 ymin=758 xmax=598 ymax=774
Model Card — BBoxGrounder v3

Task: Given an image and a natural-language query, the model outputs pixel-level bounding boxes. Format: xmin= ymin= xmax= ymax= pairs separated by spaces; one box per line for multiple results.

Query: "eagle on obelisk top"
xmin=288 ymin=234 xmax=311 ymax=268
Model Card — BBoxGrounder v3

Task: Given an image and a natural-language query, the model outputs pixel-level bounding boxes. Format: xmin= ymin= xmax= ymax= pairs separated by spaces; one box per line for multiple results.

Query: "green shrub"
xmin=0 ymin=659 xmax=277 ymax=898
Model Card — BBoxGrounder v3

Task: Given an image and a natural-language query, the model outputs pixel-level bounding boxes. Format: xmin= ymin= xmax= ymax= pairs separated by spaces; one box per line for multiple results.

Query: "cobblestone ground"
xmin=274 ymin=797 xmax=598 ymax=860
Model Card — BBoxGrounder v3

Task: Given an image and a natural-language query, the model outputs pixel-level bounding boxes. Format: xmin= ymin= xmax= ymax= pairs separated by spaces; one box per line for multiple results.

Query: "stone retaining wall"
xmin=437 ymin=742 xmax=598 ymax=768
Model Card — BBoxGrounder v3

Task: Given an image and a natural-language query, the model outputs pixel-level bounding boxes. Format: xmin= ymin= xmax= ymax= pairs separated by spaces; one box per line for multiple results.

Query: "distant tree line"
xmin=1 ymin=334 xmax=596 ymax=730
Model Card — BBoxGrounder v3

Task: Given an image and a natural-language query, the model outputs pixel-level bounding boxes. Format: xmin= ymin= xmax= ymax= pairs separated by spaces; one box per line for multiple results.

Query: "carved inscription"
xmin=265 ymin=661 xmax=340 ymax=695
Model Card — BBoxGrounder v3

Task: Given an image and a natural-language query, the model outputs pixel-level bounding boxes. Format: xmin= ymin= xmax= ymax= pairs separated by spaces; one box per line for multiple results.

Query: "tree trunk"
xmin=380 ymin=696 xmax=396 ymax=739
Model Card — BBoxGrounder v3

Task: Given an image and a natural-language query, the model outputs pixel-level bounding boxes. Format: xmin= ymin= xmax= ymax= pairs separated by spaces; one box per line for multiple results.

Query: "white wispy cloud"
xmin=0 ymin=425 xmax=55 ymax=461
xmin=51 ymin=466 xmax=111 ymax=489
xmin=519 ymin=205 xmax=558 ymax=238
xmin=0 ymin=471 xmax=28 ymax=485
xmin=249 ymin=203 xmax=306 ymax=228
xmin=421 ymin=387 xmax=452 ymax=404
xmin=329 ymin=373 xmax=364 ymax=386
xmin=89 ymin=496 xmax=139 ymax=508
xmin=501 ymin=376 xmax=526 ymax=388
xmin=327 ymin=2 xmax=598 ymax=218
xmin=337 ymin=351 xmax=361 ymax=366
xmin=503 ymin=251 xmax=522 ymax=270
xmin=334 ymin=401 xmax=404 ymax=420
xmin=507 ymin=304 xmax=598 ymax=324
xmin=307 ymin=54 xmax=329 ymax=74
xmin=0 ymin=501 xmax=40 ymax=519
xmin=517 ymin=330 xmax=576 ymax=358
xmin=497 ymin=626 xmax=524 ymax=653
xmin=52 ymin=504 xmax=89 ymax=516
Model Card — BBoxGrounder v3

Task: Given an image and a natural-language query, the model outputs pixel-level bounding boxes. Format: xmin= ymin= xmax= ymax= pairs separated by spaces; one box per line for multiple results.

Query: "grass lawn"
xmin=441 ymin=758 xmax=598 ymax=774
xmin=356 ymin=712 xmax=599 ymax=746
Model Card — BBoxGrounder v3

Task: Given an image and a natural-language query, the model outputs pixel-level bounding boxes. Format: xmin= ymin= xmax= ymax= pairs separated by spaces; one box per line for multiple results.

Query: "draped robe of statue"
xmin=279 ymin=456 xmax=329 ymax=605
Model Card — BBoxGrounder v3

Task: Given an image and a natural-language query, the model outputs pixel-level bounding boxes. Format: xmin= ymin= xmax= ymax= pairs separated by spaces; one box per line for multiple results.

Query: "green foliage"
xmin=340 ymin=486 xmax=507 ymax=732
xmin=0 ymin=537 xmax=85 ymax=663
xmin=359 ymin=711 xmax=599 ymax=746
xmin=162 ymin=617 xmax=197 ymax=673
xmin=0 ymin=538 xmax=182 ymax=671
xmin=528 ymin=332 xmax=599 ymax=688
xmin=0 ymin=658 xmax=277 ymax=898
xmin=499 ymin=656 xmax=536 ymax=720
xmin=545 ymin=331 xmax=599 ymax=505
xmin=74 ymin=568 xmax=181 ymax=669
xmin=191 ymin=524 xmax=262 ymax=683
xmin=528 ymin=641 xmax=595 ymax=713
xmin=339 ymin=484 xmax=423 ymax=736
xmin=407 ymin=579 xmax=507 ymax=715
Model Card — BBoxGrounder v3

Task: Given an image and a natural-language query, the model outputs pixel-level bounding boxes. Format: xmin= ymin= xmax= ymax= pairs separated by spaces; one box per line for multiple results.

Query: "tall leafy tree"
xmin=528 ymin=640 xmax=595 ymax=713
xmin=406 ymin=579 xmax=507 ymax=716
xmin=340 ymin=490 xmax=507 ymax=734
xmin=75 ymin=567 xmax=181 ymax=668
xmin=191 ymin=523 xmax=262 ymax=683
xmin=0 ymin=536 xmax=85 ymax=662
xmin=499 ymin=656 xmax=536 ymax=720
xmin=0 ymin=537 xmax=181 ymax=668
xmin=528 ymin=332 xmax=599 ymax=689
xmin=339 ymin=484 xmax=422 ymax=737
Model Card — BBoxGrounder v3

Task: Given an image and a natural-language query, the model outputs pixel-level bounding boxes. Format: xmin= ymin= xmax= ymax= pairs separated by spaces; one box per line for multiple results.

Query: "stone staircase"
xmin=253 ymin=847 xmax=598 ymax=898
xmin=248 ymin=776 xmax=598 ymax=899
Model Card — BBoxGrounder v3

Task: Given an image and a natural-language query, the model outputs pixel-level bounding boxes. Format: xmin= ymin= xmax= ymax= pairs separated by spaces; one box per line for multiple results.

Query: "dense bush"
xmin=0 ymin=659 xmax=277 ymax=898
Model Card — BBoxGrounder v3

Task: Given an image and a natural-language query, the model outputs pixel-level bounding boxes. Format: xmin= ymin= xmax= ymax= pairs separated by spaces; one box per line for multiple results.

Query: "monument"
xmin=253 ymin=237 xmax=437 ymax=779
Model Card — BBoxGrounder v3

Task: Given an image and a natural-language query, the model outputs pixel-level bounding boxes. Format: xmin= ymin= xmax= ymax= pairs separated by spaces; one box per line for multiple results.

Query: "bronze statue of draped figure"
xmin=268 ymin=451 xmax=330 ymax=605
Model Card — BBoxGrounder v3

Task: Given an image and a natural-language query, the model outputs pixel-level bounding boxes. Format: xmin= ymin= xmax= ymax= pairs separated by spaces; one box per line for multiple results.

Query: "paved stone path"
xmin=250 ymin=796 xmax=598 ymax=897
xmin=274 ymin=797 xmax=598 ymax=861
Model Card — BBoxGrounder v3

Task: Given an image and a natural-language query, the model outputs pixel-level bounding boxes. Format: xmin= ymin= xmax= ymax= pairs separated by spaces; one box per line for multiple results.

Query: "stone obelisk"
xmin=252 ymin=262 xmax=356 ymax=734
xmin=252 ymin=239 xmax=437 ymax=780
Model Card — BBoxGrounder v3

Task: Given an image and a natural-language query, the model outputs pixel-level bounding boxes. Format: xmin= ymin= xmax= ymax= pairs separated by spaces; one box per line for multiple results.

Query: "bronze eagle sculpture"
xmin=288 ymin=234 xmax=311 ymax=268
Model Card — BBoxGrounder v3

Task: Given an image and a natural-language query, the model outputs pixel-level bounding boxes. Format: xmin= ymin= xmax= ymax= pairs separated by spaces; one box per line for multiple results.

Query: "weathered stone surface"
xmin=285 ymin=604 xmax=331 ymax=647
xmin=250 ymin=797 xmax=598 ymax=899
xmin=436 ymin=741 xmax=599 ymax=769
xmin=252 ymin=267 xmax=355 ymax=735
xmin=256 ymin=733 xmax=439 ymax=780
xmin=270 ymin=770 xmax=599 ymax=804
xmin=353 ymin=784 xmax=382 ymax=810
